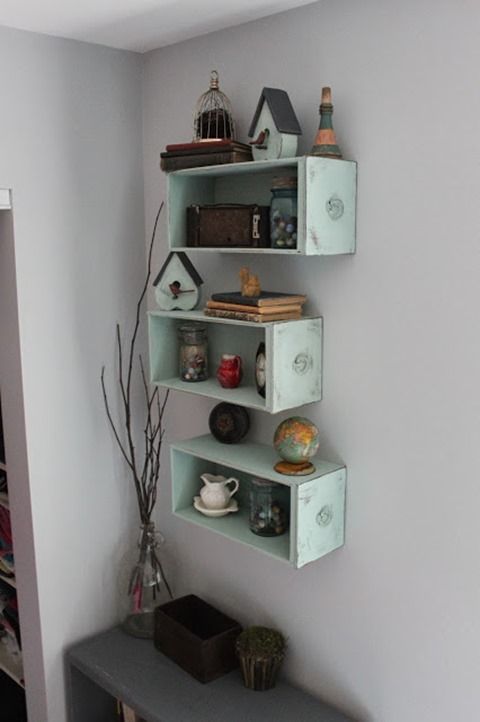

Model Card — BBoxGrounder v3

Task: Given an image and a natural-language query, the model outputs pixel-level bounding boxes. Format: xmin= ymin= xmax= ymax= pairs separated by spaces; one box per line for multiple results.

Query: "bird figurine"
xmin=239 ymin=267 xmax=261 ymax=297
xmin=249 ymin=128 xmax=270 ymax=150
xmin=168 ymin=281 xmax=195 ymax=299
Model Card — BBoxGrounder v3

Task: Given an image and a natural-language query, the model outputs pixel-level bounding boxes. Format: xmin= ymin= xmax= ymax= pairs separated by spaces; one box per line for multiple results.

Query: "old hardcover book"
xmin=160 ymin=141 xmax=253 ymax=172
xmin=204 ymin=308 xmax=301 ymax=323
xmin=206 ymin=300 xmax=302 ymax=314
xmin=165 ymin=140 xmax=235 ymax=152
xmin=210 ymin=291 xmax=307 ymax=308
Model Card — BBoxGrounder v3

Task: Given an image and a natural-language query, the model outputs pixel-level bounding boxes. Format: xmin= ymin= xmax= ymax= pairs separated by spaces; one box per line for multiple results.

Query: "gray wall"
xmin=0 ymin=27 xmax=144 ymax=721
xmin=143 ymin=2 xmax=480 ymax=720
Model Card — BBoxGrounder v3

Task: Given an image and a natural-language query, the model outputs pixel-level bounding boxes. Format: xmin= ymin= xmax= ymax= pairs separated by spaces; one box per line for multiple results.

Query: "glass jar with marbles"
xmin=270 ymin=176 xmax=298 ymax=249
xmin=249 ymin=478 xmax=289 ymax=537
xmin=178 ymin=324 xmax=208 ymax=382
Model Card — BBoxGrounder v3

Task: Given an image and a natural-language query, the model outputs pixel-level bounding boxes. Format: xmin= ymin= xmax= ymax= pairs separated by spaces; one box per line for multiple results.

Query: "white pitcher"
xmin=199 ymin=473 xmax=239 ymax=510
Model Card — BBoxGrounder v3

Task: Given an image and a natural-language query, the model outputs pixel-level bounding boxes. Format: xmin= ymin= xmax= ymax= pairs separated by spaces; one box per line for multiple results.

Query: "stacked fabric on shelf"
xmin=0 ymin=578 xmax=21 ymax=661
xmin=0 ymin=506 xmax=14 ymax=581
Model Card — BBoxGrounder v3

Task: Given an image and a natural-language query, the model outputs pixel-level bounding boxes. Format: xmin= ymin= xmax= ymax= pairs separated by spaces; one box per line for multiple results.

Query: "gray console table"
xmin=67 ymin=627 xmax=354 ymax=722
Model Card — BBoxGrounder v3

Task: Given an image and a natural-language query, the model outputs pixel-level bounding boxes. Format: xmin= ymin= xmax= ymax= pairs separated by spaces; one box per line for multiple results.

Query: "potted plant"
xmin=236 ymin=626 xmax=286 ymax=691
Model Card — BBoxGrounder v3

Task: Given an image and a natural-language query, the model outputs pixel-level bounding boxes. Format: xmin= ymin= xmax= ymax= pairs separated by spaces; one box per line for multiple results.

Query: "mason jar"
xmin=178 ymin=324 xmax=208 ymax=382
xmin=270 ymin=176 xmax=298 ymax=249
xmin=249 ymin=478 xmax=289 ymax=537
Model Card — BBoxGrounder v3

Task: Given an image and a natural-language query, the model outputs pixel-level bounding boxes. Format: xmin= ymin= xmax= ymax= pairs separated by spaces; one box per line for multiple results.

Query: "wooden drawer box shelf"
xmin=171 ymin=435 xmax=346 ymax=568
xmin=167 ymin=156 xmax=357 ymax=256
xmin=148 ymin=311 xmax=322 ymax=413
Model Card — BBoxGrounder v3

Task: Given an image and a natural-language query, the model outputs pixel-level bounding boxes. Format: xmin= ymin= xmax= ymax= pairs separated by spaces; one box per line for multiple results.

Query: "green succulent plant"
xmin=236 ymin=626 xmax=286 ymax=659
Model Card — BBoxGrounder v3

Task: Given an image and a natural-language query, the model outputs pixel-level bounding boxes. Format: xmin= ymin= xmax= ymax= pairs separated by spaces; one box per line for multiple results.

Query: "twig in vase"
xmin=100 ymin=202 xmax=169 ymax=527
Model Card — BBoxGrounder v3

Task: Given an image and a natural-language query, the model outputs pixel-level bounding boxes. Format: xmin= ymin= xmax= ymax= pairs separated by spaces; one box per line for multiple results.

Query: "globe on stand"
xmin=273 ymin=417 xmax=320 ymax=476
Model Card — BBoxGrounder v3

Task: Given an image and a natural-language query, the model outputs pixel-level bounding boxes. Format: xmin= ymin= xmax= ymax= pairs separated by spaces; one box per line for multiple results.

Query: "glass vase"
xmin=122 ymin=522 xmax=173 ymax=639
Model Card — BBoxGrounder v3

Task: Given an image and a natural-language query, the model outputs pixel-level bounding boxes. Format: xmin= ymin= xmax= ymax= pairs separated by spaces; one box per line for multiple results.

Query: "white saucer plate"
xmin=193 ymin=496 xmax=239 ymax=518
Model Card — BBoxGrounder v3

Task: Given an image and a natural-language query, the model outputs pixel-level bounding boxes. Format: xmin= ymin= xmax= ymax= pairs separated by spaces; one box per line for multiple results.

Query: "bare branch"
xmin=126 ymin=202 xmax=164 ymax=402
xmin=101 ymin=367 xmax=134 ymax=471
xmin=100 ymin=202 xmax=167 ymax=531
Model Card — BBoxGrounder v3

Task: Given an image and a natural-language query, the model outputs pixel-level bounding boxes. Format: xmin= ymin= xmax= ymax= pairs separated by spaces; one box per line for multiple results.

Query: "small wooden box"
xmin=154 ymin=595 xmax=242 ymax=683
xmin=186 ymin=204 xmax=270 ymax=248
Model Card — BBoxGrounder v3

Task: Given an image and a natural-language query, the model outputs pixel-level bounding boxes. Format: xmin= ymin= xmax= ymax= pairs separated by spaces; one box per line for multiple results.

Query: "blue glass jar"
xmin=270 ymin=177 xmax=298 ymax=249
xmin=249 ymin=478 xmax=289 ymax=537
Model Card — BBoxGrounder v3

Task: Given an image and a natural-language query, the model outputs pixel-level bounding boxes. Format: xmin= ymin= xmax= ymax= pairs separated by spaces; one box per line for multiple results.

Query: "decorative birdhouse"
xmin=248 ymin=88 xmax=302 ymax=161
xmin=153 ymin=252 xmax=203 ymax=311
xmin=193 ymin=70 xmax=236 ymax=142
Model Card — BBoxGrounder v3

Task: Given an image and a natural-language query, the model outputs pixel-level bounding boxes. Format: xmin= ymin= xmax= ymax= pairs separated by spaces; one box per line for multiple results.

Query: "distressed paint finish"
xmin=148 ymin=311 xmax=322 ymax=414
xmin=294 ymin=468 xmax=346 ymax=568
xmin=304 ymin=156 xmax=357 ymax=255
xmin=167 ymin=157 xmax=356 ymax=256
xmin=170 ymin=435 xmax=346 ymax=568
xmin=268 ymin=316 xmax=322 ymax=413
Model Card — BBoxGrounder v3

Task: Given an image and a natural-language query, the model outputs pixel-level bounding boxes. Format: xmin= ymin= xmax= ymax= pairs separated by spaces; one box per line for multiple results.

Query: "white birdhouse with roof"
xmin=153 ymin=252 xmax=203 ymax=311
xmin=248 ymin=87 xmax=302 ymax=161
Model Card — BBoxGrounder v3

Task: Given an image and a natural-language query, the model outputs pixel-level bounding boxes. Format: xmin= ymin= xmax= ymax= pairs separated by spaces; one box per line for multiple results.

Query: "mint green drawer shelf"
xmin=171 ymin=435 xmax=346 ymax=568
xmin=167 ymin=156 xmax=357 ymax=256
xmin=148 ymin=311 xmax=322 ymax=413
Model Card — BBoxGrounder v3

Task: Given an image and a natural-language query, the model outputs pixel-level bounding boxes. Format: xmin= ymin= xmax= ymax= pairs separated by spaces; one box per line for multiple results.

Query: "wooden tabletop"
xmin=68 ymin=627 xmax=354 ymax=722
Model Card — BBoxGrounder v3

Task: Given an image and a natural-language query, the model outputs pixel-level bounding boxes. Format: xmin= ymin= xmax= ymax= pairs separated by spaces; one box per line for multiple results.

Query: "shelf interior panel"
xmin=174 ymin=506 xmax=291 ymax=563
xmin=149 ymin=311 xmax=267 ymax=410
xmin=171 ymin=435 xmax=343 ymax=487
xmin=169 ymin=246 xmax=301 ymax=255
xmin=170 ymin=157 xmax=300 ymax=178
xmin=168 ymin=161 xmax=301 ymax=251
xmin=155 ymin=377 xmax=266 ymax=410
xmin=171 ymin=448 xmax=292 ymax=563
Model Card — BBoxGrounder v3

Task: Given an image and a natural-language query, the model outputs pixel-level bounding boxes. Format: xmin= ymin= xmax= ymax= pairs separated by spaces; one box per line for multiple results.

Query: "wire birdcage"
xmin=193 ymin=70 xmax=236 ymax=142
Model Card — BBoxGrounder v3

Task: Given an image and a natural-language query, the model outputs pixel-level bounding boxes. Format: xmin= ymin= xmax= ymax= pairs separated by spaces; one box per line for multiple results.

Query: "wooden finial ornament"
xmin=311 ymin=86 xmax=342 ymax=158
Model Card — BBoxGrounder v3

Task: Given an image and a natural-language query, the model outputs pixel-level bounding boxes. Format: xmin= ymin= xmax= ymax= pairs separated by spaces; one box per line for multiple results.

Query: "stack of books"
xmin=205 ymin=291 xmax=307 ymax=323
xmin=160 ymin=140 xmax=252 ymax=172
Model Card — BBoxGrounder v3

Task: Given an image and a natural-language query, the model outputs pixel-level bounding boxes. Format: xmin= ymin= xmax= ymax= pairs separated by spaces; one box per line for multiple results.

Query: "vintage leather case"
xmin=186 ymin=204 xmax=270 ymax=248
